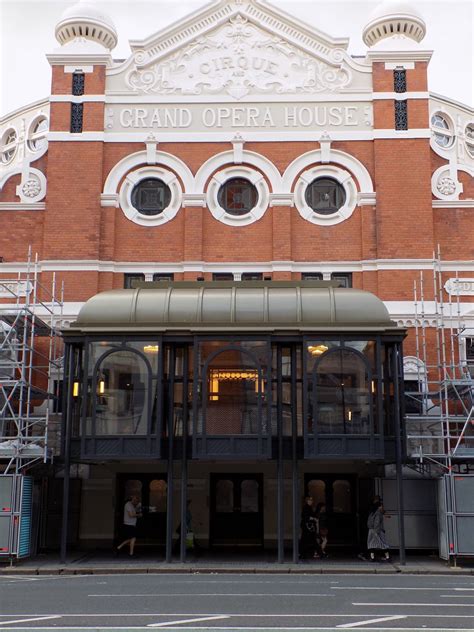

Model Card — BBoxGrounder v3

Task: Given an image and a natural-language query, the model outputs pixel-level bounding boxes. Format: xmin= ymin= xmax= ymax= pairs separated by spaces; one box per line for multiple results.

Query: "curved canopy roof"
xmin=68 ymin=282 xmax=399 ymax=334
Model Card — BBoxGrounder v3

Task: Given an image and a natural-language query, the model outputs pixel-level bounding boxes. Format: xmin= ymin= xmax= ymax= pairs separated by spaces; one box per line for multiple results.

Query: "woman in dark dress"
xmin=299 ymin=495 xmax=317 ymax=560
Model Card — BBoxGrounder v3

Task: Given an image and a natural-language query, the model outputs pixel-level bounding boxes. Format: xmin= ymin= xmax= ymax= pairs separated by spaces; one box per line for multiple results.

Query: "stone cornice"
xmin=432 ymin=200 xmax=474 ymax=208
xmin=47 ymin=53 xmax=113 ymax=67
xmin=0 ymin=202 xmax=45 ymax=211
xmin=366 ymin=50 xmax=433 ymax=64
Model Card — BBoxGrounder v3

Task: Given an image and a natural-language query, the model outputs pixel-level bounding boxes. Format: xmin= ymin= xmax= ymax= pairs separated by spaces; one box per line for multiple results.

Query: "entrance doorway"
xmin=209 ymin=474 xmax=263 ymax=548
xmin=305 ymin=474 xmax=357 ymax=547
xmin=116 ymin=474 xmax=167 ymax=546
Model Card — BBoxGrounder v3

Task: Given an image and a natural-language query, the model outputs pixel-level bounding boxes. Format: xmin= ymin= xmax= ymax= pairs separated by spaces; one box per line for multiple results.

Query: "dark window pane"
xmin=331 ymin=273 xmax=352 ymax=288
xmin=395 ymin=100 xmax=408 ymax=130
xmin=302 ymin=272 xmax=323 ymax=281
xmin=70 ymin=103 xmax=83 ymax=133
xmin=393 ymin=69 xmax=407 ymax=93
xmin=153 ymin=273 xmax=174 ymax=282
xmin=241 ymin=273 xmax=263 ymax=281
xmin=404 ymin=380 xmax=423 ymax=415
xmin=131 ymin=178 xmax=171 ymax=215
xmin=218 ymin=178 xmax=258 ymax=215
xmin=212 ymin=273 xmax=234 ymax=281
xmin=124 ymin=273 xmax=145 ymax=289
xmin=72 ymin=73 xmax=85 ymax=96
xmin=305 ymin=178 xmax=346 ymax=215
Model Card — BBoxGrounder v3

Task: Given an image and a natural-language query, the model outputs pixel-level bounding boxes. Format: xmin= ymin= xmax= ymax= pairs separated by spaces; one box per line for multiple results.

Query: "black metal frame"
xmin=71 ymin=337 xmax=163 ymax=459
xmin=60 ymin=331 xmax=406 ymax=565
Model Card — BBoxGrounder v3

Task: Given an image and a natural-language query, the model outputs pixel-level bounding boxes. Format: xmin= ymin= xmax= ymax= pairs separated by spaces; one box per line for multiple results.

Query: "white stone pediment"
xmin=108 ymin=1 xmax=369 ymax=100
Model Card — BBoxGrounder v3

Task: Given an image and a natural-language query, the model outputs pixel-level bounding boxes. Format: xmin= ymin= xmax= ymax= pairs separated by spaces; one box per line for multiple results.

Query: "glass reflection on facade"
xmin=197 ymin=341 xmax=269 ymax=437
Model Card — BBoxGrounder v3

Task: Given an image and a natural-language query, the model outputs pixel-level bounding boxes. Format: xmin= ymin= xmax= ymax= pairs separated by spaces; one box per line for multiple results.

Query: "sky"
xmin=1 ymin=0 xmax=473 ymax=117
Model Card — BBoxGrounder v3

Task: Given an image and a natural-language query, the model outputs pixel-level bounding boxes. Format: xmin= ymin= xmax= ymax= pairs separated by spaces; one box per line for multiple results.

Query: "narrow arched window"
xmin=314 ymin=348 xmax=371 ymax=434
xmin=94 ymin=350 xmax=149 ymax=435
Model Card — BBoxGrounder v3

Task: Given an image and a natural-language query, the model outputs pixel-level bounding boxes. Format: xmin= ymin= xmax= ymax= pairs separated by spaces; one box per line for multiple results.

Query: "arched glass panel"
xmin=332 ymin=480 xmax=351 ymax=513
xmin=216 ymin=480 xmax=234 ymax=512
xmin=95 ymin=350 xmax=149 ymax=435
xmin=314 ymin=348 xmax=371 ymax=434
xmin=307 ymin=479 xmax=326 ymax=506
xmin=205 ymin=348 xmax=262 ymax=435
xmin=241 ymin=480 xmax=259 ymax=513
xmin=149 ymin=480 xmax=167 ymax=513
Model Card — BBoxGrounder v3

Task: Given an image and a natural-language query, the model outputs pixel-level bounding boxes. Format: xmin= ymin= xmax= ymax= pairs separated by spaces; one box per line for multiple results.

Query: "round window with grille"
xmin=1 ymin=128 xmax=17 ymax=164
xmin=131 ymin=178 xmax=171 ymax=216
xmin=431 ymin=113 xmax=454 ymax=148
xmin=465 ymin=124 xmax=474 ymax=158
xmin=217 ymin=178 xmax=258 ymax=216
xmin=305 ymin=177 xmax=346 ymax=215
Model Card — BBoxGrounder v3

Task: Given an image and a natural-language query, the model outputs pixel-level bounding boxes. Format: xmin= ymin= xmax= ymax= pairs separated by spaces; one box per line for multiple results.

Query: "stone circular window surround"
xmin=1 ymin=127 xmax=18 ymax=164
xmin=294 ymin=165 xmax=358 ymax=226
xmin=431 ymin=112 xmax=455 ymax=149
xmin=119 ymin=166 xmax=182 ymax=227
xmin=465 ymin=124 xmax=474 ymax=158
xmin=27 ymin=115 xmax=49 ymax=153
xmin=206 ymin=165 xmax=270 ymax=227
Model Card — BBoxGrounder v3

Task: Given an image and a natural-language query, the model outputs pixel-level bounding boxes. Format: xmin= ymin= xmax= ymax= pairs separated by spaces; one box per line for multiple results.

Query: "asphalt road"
xmin=1 ymin=573 xmax=474 ymax=631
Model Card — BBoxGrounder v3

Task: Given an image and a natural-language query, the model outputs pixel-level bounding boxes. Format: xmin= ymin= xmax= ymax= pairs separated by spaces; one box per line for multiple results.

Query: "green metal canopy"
xmin=67 ymin=282 xmax=399 ymax=334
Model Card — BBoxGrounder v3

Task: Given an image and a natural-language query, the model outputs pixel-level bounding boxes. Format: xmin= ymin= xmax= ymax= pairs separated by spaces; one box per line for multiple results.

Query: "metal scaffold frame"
xmin=0 ymin=249 xmax=64 ymax=476
xmin=407 ymin=247 xmax=474 ymax=473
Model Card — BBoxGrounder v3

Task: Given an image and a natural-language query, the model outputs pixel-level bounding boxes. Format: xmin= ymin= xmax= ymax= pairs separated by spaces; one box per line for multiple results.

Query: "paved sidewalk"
xmin=1 ymin=552 xmax=472 ymax=575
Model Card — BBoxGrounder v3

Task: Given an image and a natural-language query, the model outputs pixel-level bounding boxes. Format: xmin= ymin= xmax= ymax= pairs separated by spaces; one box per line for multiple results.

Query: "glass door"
xmin=209 ymin=473 xmax=263 ymax=547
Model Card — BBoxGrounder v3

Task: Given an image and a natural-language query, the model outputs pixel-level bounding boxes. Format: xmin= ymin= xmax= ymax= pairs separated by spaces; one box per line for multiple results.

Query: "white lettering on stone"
xmin=345 ymin=106 xmax=358 ymax=126
xmin=114 ymin=104 xmax=365 ymax=131
xmin=445 ymin=278 xmax=474 ymax=296
xmin=134 ymin=108 xmax=148 ymax=127
xmin=120 ymin=108 xmax=134 ymax=128
xmin=261 ymin=107 xmax=275 ymax=127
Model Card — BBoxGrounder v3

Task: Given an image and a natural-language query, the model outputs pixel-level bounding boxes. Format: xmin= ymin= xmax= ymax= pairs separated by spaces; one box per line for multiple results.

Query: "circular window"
xmin=465 ymin=124 xmax=474 ymax=158
xmin=28 ymin=116 xmax=48 ymax=152
xmin=305 ymin=177 xmax=346 ymax=215
xmin=1 ymin=128 xmax=17 ymax=164
xmin=131 ymin=178 xmax=171 ymax=216
xmin=431 ymin=113 xmax=454 ymax=148
xmin=217 ymin=178 xmax=258 ymax=216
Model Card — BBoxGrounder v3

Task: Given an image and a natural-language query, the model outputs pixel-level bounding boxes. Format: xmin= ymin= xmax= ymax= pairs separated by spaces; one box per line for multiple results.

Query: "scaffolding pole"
xmin=0 ymin=249 xmax=64 ymax=476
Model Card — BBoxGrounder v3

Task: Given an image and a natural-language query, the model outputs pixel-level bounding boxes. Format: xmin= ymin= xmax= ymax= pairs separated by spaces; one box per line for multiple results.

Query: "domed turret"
xmin=55 ymin=0 xmax=118 ymax=50
xmin=363 ymin=2 xmax=426 ymax=47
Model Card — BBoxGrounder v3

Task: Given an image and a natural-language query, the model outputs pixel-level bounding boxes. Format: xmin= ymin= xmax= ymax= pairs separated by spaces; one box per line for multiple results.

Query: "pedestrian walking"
xmin=367 ymin=501 xmax=390 ymax=562
xmin=116 ymin=495 xmax=142 ymax=557
xmin=299 ymin=495 xmax=318 ymax=560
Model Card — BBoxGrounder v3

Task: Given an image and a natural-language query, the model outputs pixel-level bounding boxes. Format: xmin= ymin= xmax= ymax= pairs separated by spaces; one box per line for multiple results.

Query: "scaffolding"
xmin=0 ymin=250 xmax=64 ymax=476
xmin=406 ymin=247 xmax=474 ymax=472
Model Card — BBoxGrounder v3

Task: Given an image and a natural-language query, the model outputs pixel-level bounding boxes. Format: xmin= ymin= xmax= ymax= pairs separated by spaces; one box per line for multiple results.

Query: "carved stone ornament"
xmin=437 ymin=176 xmax=457 ymax=196
xmin=126 ymin=14 xmax=352 ymax=99
xmin=21 ymin=177 xmax=41 ymax=198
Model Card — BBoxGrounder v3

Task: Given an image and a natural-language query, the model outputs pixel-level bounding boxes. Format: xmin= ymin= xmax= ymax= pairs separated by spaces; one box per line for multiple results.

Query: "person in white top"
xmin=116 ymin=495 xmax=142 ymax=556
